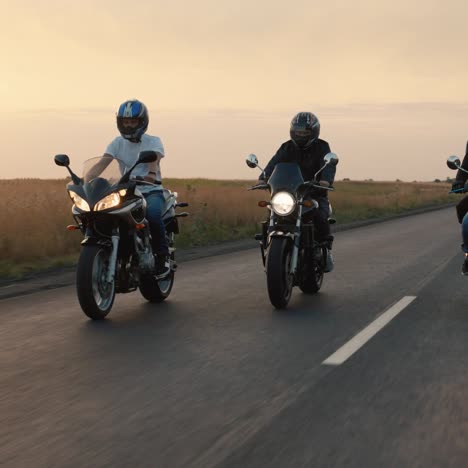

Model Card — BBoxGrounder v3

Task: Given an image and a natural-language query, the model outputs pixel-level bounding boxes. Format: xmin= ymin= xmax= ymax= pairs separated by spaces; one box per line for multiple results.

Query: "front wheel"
xmin=139 ymin=253 xmax=175 ymax=303
xmin=266 ymin=237 xmax=293 ymax=309
xmin=76 ymin=245 xmax=115 ymax=320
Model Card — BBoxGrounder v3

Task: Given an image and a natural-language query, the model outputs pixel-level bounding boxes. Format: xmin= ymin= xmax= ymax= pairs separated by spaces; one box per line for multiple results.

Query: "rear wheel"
xmin=139 ymin=253 xmax=175 ymax=303
xmin=76 ymin=245 xmax=115 ymax=320
xmin=299 ymin=246 xmax=324 ymax=294
xmin=266 ymin=237 xmax=293 ymax=309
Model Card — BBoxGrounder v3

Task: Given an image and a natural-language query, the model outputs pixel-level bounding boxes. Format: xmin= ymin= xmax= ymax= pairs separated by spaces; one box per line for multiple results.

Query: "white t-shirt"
xmin=105 ymin=134 xmax=165 ymax=191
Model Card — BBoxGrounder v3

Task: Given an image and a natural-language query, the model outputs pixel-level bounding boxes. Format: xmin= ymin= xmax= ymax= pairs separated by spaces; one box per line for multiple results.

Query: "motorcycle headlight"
xmin=69 ymin=192 xmax=90 ymax=212
xmin=271 ymin=191 xmax=296 ymax=216
xmin=94 ymin=192 xmax=121 ymax=211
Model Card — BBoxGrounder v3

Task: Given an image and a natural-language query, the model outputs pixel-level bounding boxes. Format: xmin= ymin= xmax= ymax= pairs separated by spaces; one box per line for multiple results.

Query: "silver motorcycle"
xmin=54 ymin=151 xmax=189 ymax=320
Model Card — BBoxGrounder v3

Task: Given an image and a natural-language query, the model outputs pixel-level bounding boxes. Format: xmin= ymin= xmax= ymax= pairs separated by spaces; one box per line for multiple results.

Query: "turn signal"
xmin=258 ymin=201 xmax=269 ymax=207
xmin=302 ymin=200 xmax=313 ymax=208
xmin=135 ymin=223 xmax=145 ymax=230
xmin=66 ymin=225 xmax=80 ymax=231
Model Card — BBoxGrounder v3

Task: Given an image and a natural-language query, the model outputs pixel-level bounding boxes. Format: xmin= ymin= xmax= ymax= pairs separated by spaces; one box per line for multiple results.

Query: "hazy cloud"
xmin=1 ymin=0 xmax=468 ymax=180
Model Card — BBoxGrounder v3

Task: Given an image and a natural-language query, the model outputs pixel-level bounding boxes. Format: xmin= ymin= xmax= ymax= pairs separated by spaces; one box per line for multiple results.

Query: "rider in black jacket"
xmin=451 ymin=142 xmax=468 ymax=274
xmin=259 ymin=112 xmax=337 ymax=272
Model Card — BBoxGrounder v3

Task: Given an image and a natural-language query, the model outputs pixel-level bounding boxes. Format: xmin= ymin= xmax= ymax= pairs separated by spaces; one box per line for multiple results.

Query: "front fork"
xmin=106 ymin=229 xmax=120 ymax=283
xmin=82 ymin=225 xmax=120 ymax=284
xmin=289 ymin=205 xmax=303 ymax=276
xmin=263 ymin=204 xmax=303 ymax=276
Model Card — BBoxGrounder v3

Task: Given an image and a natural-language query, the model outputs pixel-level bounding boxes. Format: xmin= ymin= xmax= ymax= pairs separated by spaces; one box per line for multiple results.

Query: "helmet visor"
xmin=291 ymin=128 xmax=313 ymax=147
xmin=120 ymin=118 xmax=140 ymax=128
xmin=117 ymin=117 xmax=143 ymax=136
xmin=294 ymin=129 xmax=312 ymax=138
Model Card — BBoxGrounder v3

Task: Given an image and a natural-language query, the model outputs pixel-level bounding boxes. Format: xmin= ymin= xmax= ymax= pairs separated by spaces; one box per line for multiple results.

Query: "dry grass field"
xmin=0 ymin=178 xmax=453 ymax=278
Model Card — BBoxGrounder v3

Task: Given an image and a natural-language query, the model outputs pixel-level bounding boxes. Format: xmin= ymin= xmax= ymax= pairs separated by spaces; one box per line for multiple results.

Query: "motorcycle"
xmin=54 ymin=151 xmax=189 ymax=320
xmin=245 ymin=152 xmax=339 ymax=309
xmin=447 ymin=155 xmax=468 ymax=189
xmin=447 ymin=155 xmax=468 ymax=222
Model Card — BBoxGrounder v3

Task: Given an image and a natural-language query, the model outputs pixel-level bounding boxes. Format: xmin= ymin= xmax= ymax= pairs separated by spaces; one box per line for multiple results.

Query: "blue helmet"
xmin=116 ymin=99 xmax=149 ymax=141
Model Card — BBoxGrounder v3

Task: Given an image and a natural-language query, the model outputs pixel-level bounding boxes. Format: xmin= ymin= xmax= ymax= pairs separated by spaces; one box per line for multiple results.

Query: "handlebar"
xmin=305 ymin=182 xmax=335 ymax=191
xmin=248 ymin=182 xmax=334 ymax=191
xmin=132 ymin=177 xmax=162 ymax=186
xmin=248 ymin=183 xmax=269 ymax=191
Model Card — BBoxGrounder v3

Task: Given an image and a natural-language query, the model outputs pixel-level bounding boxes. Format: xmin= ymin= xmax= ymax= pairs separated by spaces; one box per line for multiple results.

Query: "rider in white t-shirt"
xmin=104 ymin=99 xmax=170 ymax=277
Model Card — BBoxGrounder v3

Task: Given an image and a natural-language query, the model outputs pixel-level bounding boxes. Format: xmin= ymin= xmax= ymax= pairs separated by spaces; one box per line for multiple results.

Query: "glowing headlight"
xmin=94 ymin=193 xmax=121 ymax=211
xmin=271 ymin=191 xmax=296 ymax=216
xmin=69 ymin=192 xmax=90 ymax=212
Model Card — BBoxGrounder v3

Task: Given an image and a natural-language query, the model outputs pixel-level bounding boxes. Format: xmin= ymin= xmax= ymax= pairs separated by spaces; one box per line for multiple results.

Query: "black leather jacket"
xmin=260 ymin=139 xmax=335 ymax=196
xmin=455 ymin=142 xmax=468 ymax=183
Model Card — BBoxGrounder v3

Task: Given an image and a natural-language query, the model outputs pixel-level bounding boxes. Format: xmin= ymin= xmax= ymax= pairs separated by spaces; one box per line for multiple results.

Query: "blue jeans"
xmin=144 ymin=191 xmax=169 ymax=255
xmin=462 ymin=213 xmax=468 ymax=253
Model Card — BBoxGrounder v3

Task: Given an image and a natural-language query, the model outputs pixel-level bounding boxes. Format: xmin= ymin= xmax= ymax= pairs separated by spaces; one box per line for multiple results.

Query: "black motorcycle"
xmin=246 ymin=152 xmax=339 ymax=308
xmin=447 ymin=155 xmax=468 ymax=189
xmin=54 ymin=151 xmax=188 ymax=320
xmin=447 ymin=155 xmax=468 ymax=220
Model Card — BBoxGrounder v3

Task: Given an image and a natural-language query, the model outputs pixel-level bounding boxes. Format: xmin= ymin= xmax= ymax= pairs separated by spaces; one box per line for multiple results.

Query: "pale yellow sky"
xmin=1 ymin=0 xmax=468 ymax=180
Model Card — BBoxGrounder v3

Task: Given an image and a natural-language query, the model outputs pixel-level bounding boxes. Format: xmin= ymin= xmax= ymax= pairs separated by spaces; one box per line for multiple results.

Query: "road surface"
xmin=2 ymin=207 xmax=468 ymax=467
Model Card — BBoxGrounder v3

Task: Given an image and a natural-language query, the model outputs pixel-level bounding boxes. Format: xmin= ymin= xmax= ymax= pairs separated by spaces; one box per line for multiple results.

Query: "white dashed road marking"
xmin=323 ymin=296 xmax=417 ymax=366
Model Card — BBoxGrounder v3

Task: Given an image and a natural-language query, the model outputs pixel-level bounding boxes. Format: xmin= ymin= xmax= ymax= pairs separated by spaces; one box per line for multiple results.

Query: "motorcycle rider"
xmin=451 ymin=141 xmax=468 ymax=275
xmin=103 ymin=99 xmax=170 ymax=277
xmin=258 ymin=112 xmax=336 ymax=272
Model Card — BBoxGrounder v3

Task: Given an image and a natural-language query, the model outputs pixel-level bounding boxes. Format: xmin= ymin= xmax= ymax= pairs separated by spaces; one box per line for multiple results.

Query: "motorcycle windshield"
xmin=268 ymin=163 xmax=304 ymax=195
xmin=82 ymin=155 xmax=129 ymax=185
xmin=79 ymin=156 xmax=129 ymax=209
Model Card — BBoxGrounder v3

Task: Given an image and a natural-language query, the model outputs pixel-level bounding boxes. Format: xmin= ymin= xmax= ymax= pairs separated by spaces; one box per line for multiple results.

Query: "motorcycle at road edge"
xmin=245 ymin=152 xmax=339 ymax=309
xmin=54 ymin=151 xmax=189 ymax=320
xmin=447 ymin=155 xmax=468 ymax=193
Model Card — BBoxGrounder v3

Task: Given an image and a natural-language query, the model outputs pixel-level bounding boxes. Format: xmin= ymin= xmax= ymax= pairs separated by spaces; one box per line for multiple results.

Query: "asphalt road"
xmin=2 ymin=207 xmax=468 ymax=467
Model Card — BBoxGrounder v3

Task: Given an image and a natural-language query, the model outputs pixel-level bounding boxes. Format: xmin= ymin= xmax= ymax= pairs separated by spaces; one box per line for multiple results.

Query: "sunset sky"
xmin=2 ymin=0 xmax=468 ymax=180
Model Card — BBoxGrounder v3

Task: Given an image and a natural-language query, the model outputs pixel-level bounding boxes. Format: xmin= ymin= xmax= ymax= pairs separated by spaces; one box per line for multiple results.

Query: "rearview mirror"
xmin=246 ymin=154 xmax=258 ymax=168
xmin=54 ymin=154 xmax=70 ymax=167
xmin=138 ymin=151 xmax=158 ymax=164
xmin=324 ymin=152 xmax=339 ymax=166
xmin=447 ymin=155 xmax=461 ymax=170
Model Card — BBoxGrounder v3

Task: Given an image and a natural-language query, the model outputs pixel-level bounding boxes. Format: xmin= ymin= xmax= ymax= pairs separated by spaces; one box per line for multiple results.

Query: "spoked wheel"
xmin=139 ymin=252 xmax=175 ymax=303
xmin=266 ymin=237 xmax=293 ymax=309
xmin=300 ymin=246 xmax=325 ymax=294
xmin=76 ymin=245 xmax=115 ymax=320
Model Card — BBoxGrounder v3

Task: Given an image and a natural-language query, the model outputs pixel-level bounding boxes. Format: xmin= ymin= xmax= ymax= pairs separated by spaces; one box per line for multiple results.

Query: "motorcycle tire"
xmin=76 ymin=245 xmax=115 ymax=320
xmin=266 ymin=237 xmax=293 ymax=309
xmin=300 ymin=245 xmax=325 ymax=294
xmin=139 ymin=253 xmax=175 ymax=303
xmin=299 ymin=261 xmax=324 ymax=294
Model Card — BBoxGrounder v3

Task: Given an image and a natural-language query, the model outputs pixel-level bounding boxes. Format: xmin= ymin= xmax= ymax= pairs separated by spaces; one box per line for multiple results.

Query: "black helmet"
xmin=116 ymin=99 xmax=149 ymax=141
xmin=290 ymin=112 xmax=320 ymax=149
